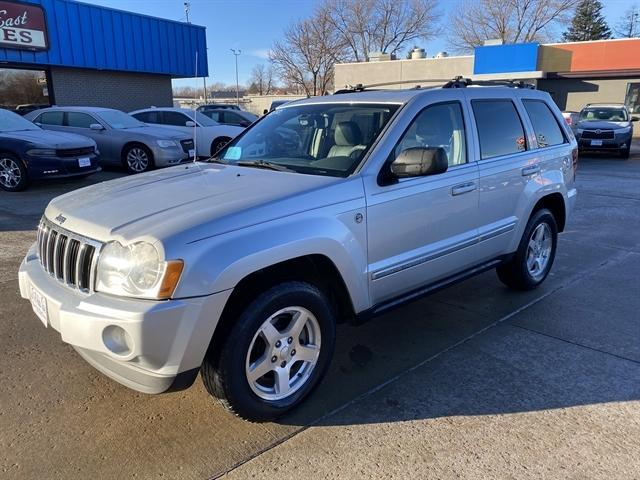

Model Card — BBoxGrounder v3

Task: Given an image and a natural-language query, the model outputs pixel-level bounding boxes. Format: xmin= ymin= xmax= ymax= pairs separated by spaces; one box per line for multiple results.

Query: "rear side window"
xmin=472 ymin=100 xmax=527 ymax=159
xmin=37 ymin=111 xmax=64 ymax=126
xmin=522 ymin=100 xmax=565 ymax=148
xmin=133 ymin=111 xmax=160 ymax=124
xmin=162 ymin=111 xmax=189 ymax=126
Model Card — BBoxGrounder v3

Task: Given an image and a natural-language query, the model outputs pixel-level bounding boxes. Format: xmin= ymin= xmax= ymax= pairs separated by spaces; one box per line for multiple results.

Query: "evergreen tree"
xmin=563 ymin=0 xmax=612 ymax=42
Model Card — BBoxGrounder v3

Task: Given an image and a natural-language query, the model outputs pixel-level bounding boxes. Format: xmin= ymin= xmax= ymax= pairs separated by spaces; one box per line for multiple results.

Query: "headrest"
xmin=334 ymin=121 xmax=362 ymax=146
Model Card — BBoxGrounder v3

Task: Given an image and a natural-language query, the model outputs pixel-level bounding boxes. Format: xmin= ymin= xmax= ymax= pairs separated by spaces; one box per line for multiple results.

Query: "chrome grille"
xmin=581 ymin=129 xmax=614 ymax=139
xmin=37 ymin=218 xmax=101 ymax=292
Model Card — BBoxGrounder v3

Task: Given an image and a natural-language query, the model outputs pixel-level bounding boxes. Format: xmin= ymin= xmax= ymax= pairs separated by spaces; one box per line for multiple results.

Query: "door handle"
xmin=451 ymin=182 xmax=477 ymax=196
xmin=522 ymin=165 xmax=541 ymax=176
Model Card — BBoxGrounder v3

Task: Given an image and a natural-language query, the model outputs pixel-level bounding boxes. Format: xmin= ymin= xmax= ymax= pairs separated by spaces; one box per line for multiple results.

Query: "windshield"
xmin=98 ymin=110 xmax=146 ymax=129
xmin=215 ymin=103 xmax=399 ymax=177
xmin=579 ymin=107 xmax=629 ymax=122
xmin=0 ymin=108 xmax=40 ymax=132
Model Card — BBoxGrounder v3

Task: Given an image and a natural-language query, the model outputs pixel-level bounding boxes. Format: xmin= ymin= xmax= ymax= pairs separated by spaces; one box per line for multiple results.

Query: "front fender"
xmin=172 ymin=201 xmax=370 ymax=313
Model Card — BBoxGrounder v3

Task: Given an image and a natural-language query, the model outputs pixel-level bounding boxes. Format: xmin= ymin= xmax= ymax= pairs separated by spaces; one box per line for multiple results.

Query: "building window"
xmin=625 ymin=83 xmax=640 ymax=114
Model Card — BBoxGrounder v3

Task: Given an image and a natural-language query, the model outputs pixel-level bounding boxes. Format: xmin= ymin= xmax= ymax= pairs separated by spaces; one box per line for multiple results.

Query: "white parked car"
xmin=130 ymin=107 xmax=244 ymax=158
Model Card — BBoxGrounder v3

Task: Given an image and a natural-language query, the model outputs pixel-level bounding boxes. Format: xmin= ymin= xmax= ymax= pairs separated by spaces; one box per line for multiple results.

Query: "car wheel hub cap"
xmin=127 ymin=149 xmax=148 ymax=172
xmin=526 ymin=223 xmax=552 ymax=280
xmin=245 ymin=306 xmax=321 ymax=401
xmin=0 ymin=158 xmax=21 ymax=188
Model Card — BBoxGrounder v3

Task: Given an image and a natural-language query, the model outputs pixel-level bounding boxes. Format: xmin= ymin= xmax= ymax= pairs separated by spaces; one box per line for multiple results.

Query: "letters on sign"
xmin=0 ymin=1 xmax=48 ymax=51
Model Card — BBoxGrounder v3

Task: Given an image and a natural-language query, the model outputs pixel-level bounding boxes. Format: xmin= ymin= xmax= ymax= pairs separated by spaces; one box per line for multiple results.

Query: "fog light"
xmin=102 ymin=325 xmax=133 ymax=356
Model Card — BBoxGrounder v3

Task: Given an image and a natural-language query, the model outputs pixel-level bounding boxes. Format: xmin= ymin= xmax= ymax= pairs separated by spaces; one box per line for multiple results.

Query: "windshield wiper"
xmin=237 ymin=160 xmax=295 ymax=172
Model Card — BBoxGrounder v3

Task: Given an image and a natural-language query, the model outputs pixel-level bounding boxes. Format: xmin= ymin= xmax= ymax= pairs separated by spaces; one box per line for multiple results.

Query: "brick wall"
xmin=49 ymin=67 xmax=173 ymax=112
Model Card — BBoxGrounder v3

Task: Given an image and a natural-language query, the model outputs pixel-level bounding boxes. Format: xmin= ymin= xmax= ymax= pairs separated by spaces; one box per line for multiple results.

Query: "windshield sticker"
xmin=224 ymin=146 xmax=242 ymax=160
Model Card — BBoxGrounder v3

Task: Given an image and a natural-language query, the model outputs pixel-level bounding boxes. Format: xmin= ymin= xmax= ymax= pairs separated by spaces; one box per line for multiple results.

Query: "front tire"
xmin=497 ymin=208 xmax=558 ymax=291
xmin=620 ymin=147 xmax=631 ymax=159
xmin=0 ymin=153 xmax=28 ymax=192
xmin=122 ymin=144 xmax=154 ymax=174
xmin=210 ymin=137 xmax=231 ymax=157
xmin=201 ymin=281 xmax=336 ymax=421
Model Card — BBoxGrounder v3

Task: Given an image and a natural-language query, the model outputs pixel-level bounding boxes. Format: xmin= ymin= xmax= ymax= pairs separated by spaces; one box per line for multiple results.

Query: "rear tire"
xmin=497 ymin=208 xmax=558 ymax=291
xmin=0 ymin=153 xmax=28 ymax=192
xmin=201 ymin=281 xmax=336 ymax=422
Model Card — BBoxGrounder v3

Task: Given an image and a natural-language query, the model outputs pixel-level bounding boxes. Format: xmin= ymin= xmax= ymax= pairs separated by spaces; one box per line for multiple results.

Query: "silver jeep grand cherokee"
xmin=19 ymin=81 xmax=578 ymax=421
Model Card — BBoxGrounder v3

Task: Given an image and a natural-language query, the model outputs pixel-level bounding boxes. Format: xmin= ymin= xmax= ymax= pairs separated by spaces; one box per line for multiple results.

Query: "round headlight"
xmin=96 ymin=241 xmax=180 ymax=299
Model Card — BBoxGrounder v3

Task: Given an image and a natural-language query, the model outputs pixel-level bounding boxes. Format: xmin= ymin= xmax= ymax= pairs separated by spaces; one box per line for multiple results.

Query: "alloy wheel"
xmin=0 ymin=157 xmax=22 ymax=189
xmin=526 ymin=223 xmax=552 ymax=280
xmin=245 ymin=306 xmax=321 ymax=401
xmin=126 ymin=148 xmax=149 ymax=172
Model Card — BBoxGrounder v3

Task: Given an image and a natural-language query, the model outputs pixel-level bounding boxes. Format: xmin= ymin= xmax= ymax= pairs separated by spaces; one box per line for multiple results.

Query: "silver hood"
xmin=44 ymin=163 xmax=361 ymax=245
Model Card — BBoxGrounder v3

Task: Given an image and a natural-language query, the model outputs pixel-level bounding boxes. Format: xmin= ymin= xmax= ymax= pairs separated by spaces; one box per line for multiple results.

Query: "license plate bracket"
xmin=78 ymin=157 xmax=91 ymax=167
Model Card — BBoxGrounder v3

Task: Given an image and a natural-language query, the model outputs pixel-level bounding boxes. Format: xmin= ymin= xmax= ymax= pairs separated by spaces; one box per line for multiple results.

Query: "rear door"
xmin=466 ymin=90 xmax=540 ymax=261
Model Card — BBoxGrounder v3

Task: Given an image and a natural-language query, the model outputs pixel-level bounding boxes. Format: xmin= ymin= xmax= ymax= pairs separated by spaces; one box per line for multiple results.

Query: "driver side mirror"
xmin=390 ymin=147 xmax=448 ymax=178
xmin=185 ymin=120 xmax=197 ymax=127
xmin=89 ymin=123 xmax=105 ymax=131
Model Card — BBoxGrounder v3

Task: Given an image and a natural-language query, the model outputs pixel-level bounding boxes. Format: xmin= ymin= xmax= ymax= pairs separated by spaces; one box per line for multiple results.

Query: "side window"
xmin=224 ymin=112 xmax=242 ymax=125
xmin=472 ymin=100 xmax=527 ymax=159
xmin=37 ymin=111 xmax=64 ymax=126
xmin=133 ymin=111 xmax=160 ymax=124
xmin=66 ymin=112 xmax=96 ymax=129
xmin=394 ymin=102 xmax=467 ymax=167
xmin=162 ymin=111 xmax=189 ymax=126
xmin=206 ymin=111 xmax=221 ymax=122
xmin=522 ymin=100 xmax=565 ymax=148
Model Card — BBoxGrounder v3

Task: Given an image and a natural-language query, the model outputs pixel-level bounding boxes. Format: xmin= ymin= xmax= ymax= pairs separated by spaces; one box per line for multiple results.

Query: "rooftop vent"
xmin=410 ymin=48 xmax=426 ymax=59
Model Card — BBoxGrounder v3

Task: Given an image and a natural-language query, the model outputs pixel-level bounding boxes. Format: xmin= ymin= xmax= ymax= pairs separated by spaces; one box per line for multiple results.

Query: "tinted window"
xmin=204 ymin=110 xmax=221 ymax=122
xmin=395 ymin=102 xmax=467 ymax=166
xmin=66 ymin=112 xmax=96 ymax=129
xmin=162 ymin=111 xmax=189 ymax=126
xmin=472 ymin=100 xmax=527 ymax=159
xmin=133 ymin=111 xmax=160 ymax=124
xmin=223 ymin=112 xmax=244 ymax=125
xmin=38 ymin=111 xmax=64 ymax=126
xmin=523 ymin=100 xmax=565 ymax=148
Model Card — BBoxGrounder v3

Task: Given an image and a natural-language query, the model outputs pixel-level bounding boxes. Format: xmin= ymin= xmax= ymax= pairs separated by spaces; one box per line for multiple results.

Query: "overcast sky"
xmin=85 ymin=0 xmax=636 ymax=88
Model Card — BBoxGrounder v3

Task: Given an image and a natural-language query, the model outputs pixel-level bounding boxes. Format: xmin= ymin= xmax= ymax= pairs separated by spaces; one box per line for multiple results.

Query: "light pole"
xmin=230 ymin=49 xmax=241 ymax=107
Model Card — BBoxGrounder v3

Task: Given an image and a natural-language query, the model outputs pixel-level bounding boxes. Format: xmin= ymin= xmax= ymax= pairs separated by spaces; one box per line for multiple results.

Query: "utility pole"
xmin=184 ymin=2 xmax=190 ymax=23
xmin=230 ymin=49 xmax=241 ymax=107
xmin=629 ymin=10 xmax=639 ymax=38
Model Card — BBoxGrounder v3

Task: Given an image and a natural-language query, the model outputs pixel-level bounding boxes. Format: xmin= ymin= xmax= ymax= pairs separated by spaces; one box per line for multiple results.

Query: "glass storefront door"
xmin=0 ymin=68 xmax=51 ymax=115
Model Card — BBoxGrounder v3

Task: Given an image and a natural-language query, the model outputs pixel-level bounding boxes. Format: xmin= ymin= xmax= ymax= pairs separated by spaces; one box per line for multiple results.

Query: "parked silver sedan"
xmin=26 ymin=107 xmax=195 ymax=173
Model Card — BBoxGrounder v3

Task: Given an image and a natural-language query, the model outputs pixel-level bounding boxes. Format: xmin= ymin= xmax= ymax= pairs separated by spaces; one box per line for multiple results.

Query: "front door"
xmin=364 ymin=98 xmax=480 ymax=305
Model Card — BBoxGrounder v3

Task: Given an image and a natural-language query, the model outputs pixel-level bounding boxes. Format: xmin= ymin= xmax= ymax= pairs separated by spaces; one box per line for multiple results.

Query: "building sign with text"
xmin=0 ymin=1 xmax=48 ymax=51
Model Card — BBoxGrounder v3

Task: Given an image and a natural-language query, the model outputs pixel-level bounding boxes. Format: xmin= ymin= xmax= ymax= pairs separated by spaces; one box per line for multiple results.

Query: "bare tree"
xmin=448 ymin=0 xmax=579 ymax=53
xmin=270 ymin=8 xmax=345 ymax=96
xmin=323 ymin=0 xmax=440 ymax=61
xmin=247 ymin=63 xmax=276 ymax=95
xmin=0 ymin=70 xmax=47 ymax=107
xmin=614 ymin=5 xmax=640 ymax=38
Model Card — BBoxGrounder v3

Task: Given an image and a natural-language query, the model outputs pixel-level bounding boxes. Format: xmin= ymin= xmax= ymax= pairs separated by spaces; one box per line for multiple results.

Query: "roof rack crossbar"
xmin=334 ymin=76 xmax=536 ymax=94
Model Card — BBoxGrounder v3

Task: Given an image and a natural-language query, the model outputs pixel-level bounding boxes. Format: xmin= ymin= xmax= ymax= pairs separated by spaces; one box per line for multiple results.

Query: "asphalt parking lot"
xmin=1 ymin=150 xmax=639 ymax=479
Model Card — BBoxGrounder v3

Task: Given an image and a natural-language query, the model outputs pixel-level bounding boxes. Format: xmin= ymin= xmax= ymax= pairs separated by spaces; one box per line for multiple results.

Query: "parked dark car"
xmin=574 ymin=103 xmax=638 ymax=158
xmin=197 ymin=107 xmax=257 ymax=127
xmin=0 ymin=109 xmax=99 ymax=192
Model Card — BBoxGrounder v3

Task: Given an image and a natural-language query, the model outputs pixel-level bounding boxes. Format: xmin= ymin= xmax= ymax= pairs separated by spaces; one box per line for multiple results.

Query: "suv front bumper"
xmin=18 ymin=244 xmax=231 ymax=394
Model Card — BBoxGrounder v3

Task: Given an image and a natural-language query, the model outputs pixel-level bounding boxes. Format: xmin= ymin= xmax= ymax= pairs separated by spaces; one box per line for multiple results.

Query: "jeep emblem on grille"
xmin=54 ymin=214 xmax=66 ymax=224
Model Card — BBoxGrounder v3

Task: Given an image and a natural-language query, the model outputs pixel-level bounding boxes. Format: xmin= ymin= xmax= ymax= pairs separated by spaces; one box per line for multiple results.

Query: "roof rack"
xmin=334 ymin=76 xmax=536 ymax=94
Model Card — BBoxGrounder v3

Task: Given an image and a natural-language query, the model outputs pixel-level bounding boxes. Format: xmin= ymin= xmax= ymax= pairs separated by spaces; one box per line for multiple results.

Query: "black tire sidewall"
xmin=210 ymin=137 xmax=231 ymax=157
xmin=514 ymin=208 xmax=558 ymax=288
xmin=123 ymin=144 xmax=154 ymax=173
xmin=0 ymin=153 xmax=28 ymax=192
xmin=215 ymin=282 xmax=336 ymax=420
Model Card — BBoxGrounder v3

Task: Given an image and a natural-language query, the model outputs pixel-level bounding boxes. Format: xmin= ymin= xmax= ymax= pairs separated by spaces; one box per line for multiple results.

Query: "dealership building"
xmin=0 ymin=0 xmax=207 ymax=111
xmin=335 ymin=39 xmax=640 ymax=114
